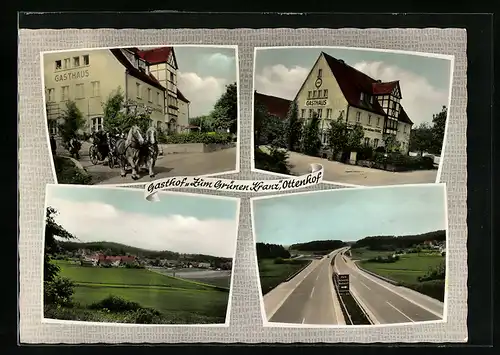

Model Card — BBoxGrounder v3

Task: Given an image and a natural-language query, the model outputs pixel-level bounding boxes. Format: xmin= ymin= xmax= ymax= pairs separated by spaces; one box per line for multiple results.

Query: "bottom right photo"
xmin=251 ymin=183 xmax=447 ymax=327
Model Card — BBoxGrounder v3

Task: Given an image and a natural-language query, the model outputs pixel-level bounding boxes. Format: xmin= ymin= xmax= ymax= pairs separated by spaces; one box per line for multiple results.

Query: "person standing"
xmin=49 ymin=135 xmax=57 ymax=156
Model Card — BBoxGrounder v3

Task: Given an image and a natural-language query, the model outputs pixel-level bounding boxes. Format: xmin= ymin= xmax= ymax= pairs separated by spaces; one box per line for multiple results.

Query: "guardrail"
xmin=331 ymin=253 xmax=372 ymax=325
xmin=284 ymin=259 xmax=312 ymax=282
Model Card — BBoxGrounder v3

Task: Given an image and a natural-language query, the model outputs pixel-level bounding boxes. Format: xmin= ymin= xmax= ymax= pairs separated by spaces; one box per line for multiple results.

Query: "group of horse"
xmin=90 ymin=125 xmax=159 ymax=180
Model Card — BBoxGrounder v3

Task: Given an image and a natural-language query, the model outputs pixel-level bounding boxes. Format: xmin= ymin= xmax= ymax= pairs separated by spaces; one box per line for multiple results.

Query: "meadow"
xmin=257 ymin=258 xmax=309 ymax=295
xmin=48 ymin=260 xmax=230 ymax=324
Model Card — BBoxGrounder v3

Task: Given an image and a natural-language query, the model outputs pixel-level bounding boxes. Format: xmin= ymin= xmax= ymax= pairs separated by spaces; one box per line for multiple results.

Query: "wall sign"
xmin=305 ymin=99 xmax=328 ymax=106
xmin=315 ymin=78 xmax=323 ymax=88
xmin=54 ymin=69 xmax=90 ymax=82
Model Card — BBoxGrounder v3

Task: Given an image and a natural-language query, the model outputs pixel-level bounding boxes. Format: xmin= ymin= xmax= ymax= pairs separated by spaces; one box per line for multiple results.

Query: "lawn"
xmin=50 ymin=260 xmax=229 ymax=324
xmin=257 ymin=258 xmax=309 ymax=295
xmin=359 ymin=253 xmax=445 ymax=284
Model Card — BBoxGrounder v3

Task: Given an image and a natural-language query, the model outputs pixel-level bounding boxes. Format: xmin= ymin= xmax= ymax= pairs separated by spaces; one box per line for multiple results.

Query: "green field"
xmin=349 ymin=248 xmax=395 ymax=260
xmin=50 ymin=261 xmax=229 ymax=324
xmin=357 ymin=251 xmax=445 ymax=284
xmin=257 ymin=258 xmax=309 ymax=295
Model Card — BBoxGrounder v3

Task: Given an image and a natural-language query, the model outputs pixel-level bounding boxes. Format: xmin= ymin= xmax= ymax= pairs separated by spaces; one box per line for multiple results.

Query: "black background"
xmin=8 ymin=11 xmax=495 ymax=353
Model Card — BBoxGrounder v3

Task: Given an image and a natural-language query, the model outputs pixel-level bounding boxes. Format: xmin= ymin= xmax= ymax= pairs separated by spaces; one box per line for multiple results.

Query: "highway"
xmin=334 ymin=249 xmax=445 ymax=324
xmin=263 ymin=249 xmax=345 ymax=325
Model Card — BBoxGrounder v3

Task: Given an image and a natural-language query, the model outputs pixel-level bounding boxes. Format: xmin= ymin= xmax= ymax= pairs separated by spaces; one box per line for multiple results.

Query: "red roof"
xmin=177 ymin=89 xmax=190 ymax=103
xmin=254 ymin=92 xmax=292 ymax=119
xmin=110 ymin=49 xmax=166 ymax=92
xmin=322 ymin=52 xmax=413 ymax=125
xmin=98 ymin=255 xmax=136 ymax=262
xmin=135 ymin=47 xmax=174 ymax=65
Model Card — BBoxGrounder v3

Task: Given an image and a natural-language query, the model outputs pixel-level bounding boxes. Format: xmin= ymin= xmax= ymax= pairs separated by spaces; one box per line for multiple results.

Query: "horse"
xmin=115 ymin=125 xmax=145 ymax=180
xmin=142 ymin=126 xmax=159 ymax=178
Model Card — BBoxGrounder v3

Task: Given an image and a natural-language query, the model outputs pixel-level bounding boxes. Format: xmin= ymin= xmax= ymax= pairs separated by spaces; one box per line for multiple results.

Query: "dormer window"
xmin=360 ymin=92 xmax=365 ymax=101
xmin=318 ymin=69 xmax=323 ymax=78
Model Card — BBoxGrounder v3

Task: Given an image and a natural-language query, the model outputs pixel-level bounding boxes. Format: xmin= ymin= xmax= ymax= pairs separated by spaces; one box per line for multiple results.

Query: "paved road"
xmin=265 ymin=250 xmax=345 ymax=325
xmin=285 ymin=150 xmax=438 ymax=186
xmin=58 ymin=142 xmax=237 ymax=185
xmin=334 ymin=250 xmax=445 ymax=324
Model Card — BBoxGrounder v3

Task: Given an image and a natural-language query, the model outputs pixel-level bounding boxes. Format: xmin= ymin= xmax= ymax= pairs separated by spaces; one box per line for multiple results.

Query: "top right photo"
xmin=252 ymin=47 xmax=454 ymax=187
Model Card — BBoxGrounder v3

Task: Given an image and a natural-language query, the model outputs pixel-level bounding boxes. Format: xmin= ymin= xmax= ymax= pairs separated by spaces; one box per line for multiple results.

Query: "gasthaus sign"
xmin=305 ymin=99 xmax=329 ymax=106
xmin=54 ymin=69 xmax=90 ymax=82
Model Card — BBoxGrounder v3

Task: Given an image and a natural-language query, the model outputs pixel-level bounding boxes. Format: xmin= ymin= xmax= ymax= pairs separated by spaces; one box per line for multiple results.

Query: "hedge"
xmin=400 ymin=279 xmax=445 ymax=302
xmin=54 ymin=156 xmax=92 ymax=185
xmin=254 ymin=147 xmax=291 ymax=174
xmin=162 ymin=132 xmax=233 ymax=145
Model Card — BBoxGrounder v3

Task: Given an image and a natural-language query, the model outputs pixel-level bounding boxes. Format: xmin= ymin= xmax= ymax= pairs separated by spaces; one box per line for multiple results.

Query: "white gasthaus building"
xmin=294 ymin=51 xmax=414 ymax=154
xmin=44 ymin=47 xmax=191 ymax=136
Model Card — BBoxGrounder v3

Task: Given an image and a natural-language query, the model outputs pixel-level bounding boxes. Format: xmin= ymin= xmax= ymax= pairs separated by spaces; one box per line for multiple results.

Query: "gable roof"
xmin=322 ymin=52 xmax=413 ymax=125
xmin=110 ymin=49 xmax=166 ymax=91
xmin=177 ymin=89 xmax=190 ymax=103
xmin=254 ymin=91 xmax=291 ymax=119
xmin=134 ymin=47 xmax=178 ymax=68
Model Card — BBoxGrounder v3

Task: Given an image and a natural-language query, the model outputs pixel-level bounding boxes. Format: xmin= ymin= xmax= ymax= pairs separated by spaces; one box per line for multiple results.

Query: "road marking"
xmin=309 ymin=286 xmax=315 ymax=299
xmin=345 ymin=258 xmax=444 ymax=319
xmin=360 ymin=280 xmax=371 ymax=290
xmin=328 ymin=251 xmax=346 ymax=325
xmin=302 ymin=317 xmax=306 ymax=324
xmin=386 ymin=301 xmax=414 ymax=322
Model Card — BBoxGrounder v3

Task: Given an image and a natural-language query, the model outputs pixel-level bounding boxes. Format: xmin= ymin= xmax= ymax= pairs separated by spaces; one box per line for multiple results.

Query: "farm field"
xmin=149 ymin=267 xmax=232 ymax=289
xmin=358 ymin=252 xmax=445 ymax=284
xmin=349 ymin=248 xmax=395 ymax=260
xmin=257 ymin=258 xmax=309 ymax=295
xmin=51 ymin=261 xmax=229 ymax=324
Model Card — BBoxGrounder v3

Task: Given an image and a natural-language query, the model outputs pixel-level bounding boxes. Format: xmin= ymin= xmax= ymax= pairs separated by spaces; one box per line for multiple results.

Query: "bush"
xmin=418 ymin=261 xmax=446 ymax=282
xmin=44 ymin=277 xmax=75 ymax=306
xmin=163 ymin=132 xmax=232 ymax=145
xmin=402 ymin=279 xmax=445 ymax=302
xmin=369 ymin=152 xmax=436 ymax=171
xmin=54 ymin=156 xmax=92 ymax=185
xmin=357 ymin=146 xmax=374 ymax=161
xmin=134 ymin=308 xmax=162 ymax=324
xmin=88 ymin=295 xmax=142 ymax=312
xmin=254 ymin=147 xmax=291 ymax=174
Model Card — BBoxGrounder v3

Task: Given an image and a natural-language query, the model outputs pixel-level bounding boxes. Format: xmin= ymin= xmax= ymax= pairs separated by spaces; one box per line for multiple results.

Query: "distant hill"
xmin=289 ymin=240 xmax=347 ymax=252
xmin=351 ymin=230 xmax=446 ymax=251
xmin=58 ymin=240 xmax=232 ymax=263
xmin=256 ymin=242 xmax=290 ymax=260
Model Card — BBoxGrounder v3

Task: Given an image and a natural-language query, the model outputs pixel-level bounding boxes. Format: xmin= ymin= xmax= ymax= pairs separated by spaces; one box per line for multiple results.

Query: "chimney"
xmin=376 ymin=80 xmax=382 ymax=83
xmin=338 ymin=59 xmax=345 ymax=64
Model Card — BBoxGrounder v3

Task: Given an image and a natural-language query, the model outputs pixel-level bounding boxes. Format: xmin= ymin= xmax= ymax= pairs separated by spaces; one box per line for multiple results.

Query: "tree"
xmin=44 ymin=206 xmax=77 ymax=306
xmin=431 ymin=105 xmax=447 ymax=155
xmin=327 ymin=115 xmax=349 ymax=159
xmin=57 ymin=100 xmax=86 ymax=148
xmin=301 ymin=113 xmax=322 ymax=156
xmin=409 ymin=122 xmax=434 ymax=155
xmin=347 ymin=123 xmax=365 ymax=152
xmin=285 ymin=101 xmax=303 ymax=152
xmin=189 ymin=115 xmax=214 ymax=132
xmin=210 ymin=82 xmax=238 ymax=134
xmin=102 ymin=88 xmax=152 ymax=134
xmin=254 ymin=102 xmax=269 ymax=147
xmin=383 ymin=133 xmax=401 ymax=153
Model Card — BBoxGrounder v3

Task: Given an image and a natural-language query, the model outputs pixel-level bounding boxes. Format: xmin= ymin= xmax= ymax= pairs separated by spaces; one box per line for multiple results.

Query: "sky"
xmin=46 ymin=185 xmax=238 ymax=258
xmin=254 ymin=47 xmax=453 ymax=126
xmin=252 ymin=184 xmax=447 ymax=245
xmin=173 ymin=46 xmax=237 ymax=117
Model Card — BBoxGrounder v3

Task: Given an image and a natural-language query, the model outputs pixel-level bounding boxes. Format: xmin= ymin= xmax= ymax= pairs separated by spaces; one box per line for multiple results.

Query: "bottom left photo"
xmin=42 ymin=184 xmax=239 ymax=326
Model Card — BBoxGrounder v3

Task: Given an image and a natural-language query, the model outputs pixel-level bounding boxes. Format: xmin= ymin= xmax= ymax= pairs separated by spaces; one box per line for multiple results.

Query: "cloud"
xmin=255 ymin=61 xmax=449 ymax=126
xmin=254 ymin=64 xmax=309 ymax=100
xmin=49 ymin=198 xmax=237 ymax=258
xmin=205 ymin=53 xmax=235 ymax=69
xmin=353 ymin=61 xmax=449 ymax=126
xmin=178 ymin=72 xmax=227 ymax=117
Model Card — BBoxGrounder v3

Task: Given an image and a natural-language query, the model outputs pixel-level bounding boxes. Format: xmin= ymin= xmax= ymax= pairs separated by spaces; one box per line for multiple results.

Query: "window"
xmin=147 ymin=88 xmax=152 ymax=102
xmin=308 ymin=91 xmax=312 ymax=99
xmin=91 ymin=81 xmax=100 ymax=97
xmin=61 ymin=86 xmax=69 ymax=101
xmin=55 ymin=60 xmax=62 ymax=70
xmin=360 ymin=92 xmax=365 ymax=101
xmin=75 ymin=83 xmax=84 ymax=99
xmin=73 ymin=56 xmax=80 ymax=67
xmin=92 ymin=117 xmax=102 ymax=132
xmin=47 ymin=88 xmax=55 ymax=102
xmin=368 ymin=115 xmax=372 ymax=125
xmin=323 ymin=89 xmax=328 ymax=98
xmin=136 ymin=83 xmax=142 ymax=98
xmin=301 ymin=109 xmax=306 ymax=118
xmin=403 ymin=124 xmax=407 ymax=133
xmin=376 ymin=117 xmax=380 ymax=126
xmin=356 ymin=112 xmax=361 ymax=122
xmin=370 ymin=96 xmax=374 ymax=104
xmin=169 ymin=72 xmax=174 ymax=82
xmin=364 ymin=137 xmax=370 ymax=146
xmin=157 ymin=120 xmax=162 ymax=129
xmin=373 ymin=138 xmax=379 ymax=147
xmin=312 ymin=90 xmax=317 ymax=98
xmin=157 ymin=92 xmax=161 ymax=105
xmin=317 ymin=108 xmax=323 ymax=118
xmin=48 ymin=120 xmax=58 ymax=135
xmin=326 ymin=108 xmax=332 ymax=119
xmin=83 ymin=55 xmax=89 ymax=65
xmin=318 ymin=69 xmax=322 ymax=78
xmin=318 ymin=90 xmax=322 ymax=98
xmin=308 ymin=109 xmax=313 ymax=118
xmin=63 ymin=58 xmax=70 ymax=69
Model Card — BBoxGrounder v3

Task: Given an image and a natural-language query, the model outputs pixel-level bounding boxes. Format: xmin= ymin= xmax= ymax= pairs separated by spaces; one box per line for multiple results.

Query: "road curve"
xmin=334 ymin=250 xmax=445 ymax=324
xmin=265 ymin=249 xmax=345 ymax=325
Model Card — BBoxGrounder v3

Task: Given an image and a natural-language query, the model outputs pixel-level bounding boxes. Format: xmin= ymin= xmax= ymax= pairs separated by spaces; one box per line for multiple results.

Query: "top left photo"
xmin=42 ymin=45 xmax=239 ymax=185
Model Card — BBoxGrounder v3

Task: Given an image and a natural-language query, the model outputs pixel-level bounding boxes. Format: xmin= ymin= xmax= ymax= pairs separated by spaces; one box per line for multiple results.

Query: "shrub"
xmin=402 ymin=279 xmax=445 ymax=302
xmin=163 ymin=132 xmax=232 ymax=145
xmin=134 ymin=308 xmax=162 ymax=324
xmin=418 ymin=261 xmax=446 ymax=282
xmin=254 ymin=147 xmax=291 ymax=174
xmin=88 ymin=295 xmax=142 ymax=312
xmin=54 ymin=156 xmax=92 ymax=185
xmin=44 ymin=277 xmax=75 ymax=306
xmin=357 ymin=146 xmax=374 ymax=161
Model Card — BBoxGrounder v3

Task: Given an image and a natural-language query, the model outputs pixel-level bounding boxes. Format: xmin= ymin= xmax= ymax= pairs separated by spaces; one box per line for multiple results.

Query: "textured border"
xmin=18 ymin=28 xmax=467 ymax=343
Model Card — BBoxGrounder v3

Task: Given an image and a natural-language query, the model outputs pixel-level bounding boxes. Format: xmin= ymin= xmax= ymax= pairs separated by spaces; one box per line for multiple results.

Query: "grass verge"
xmin=257 ymin=258 xmax=309 ymax=295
